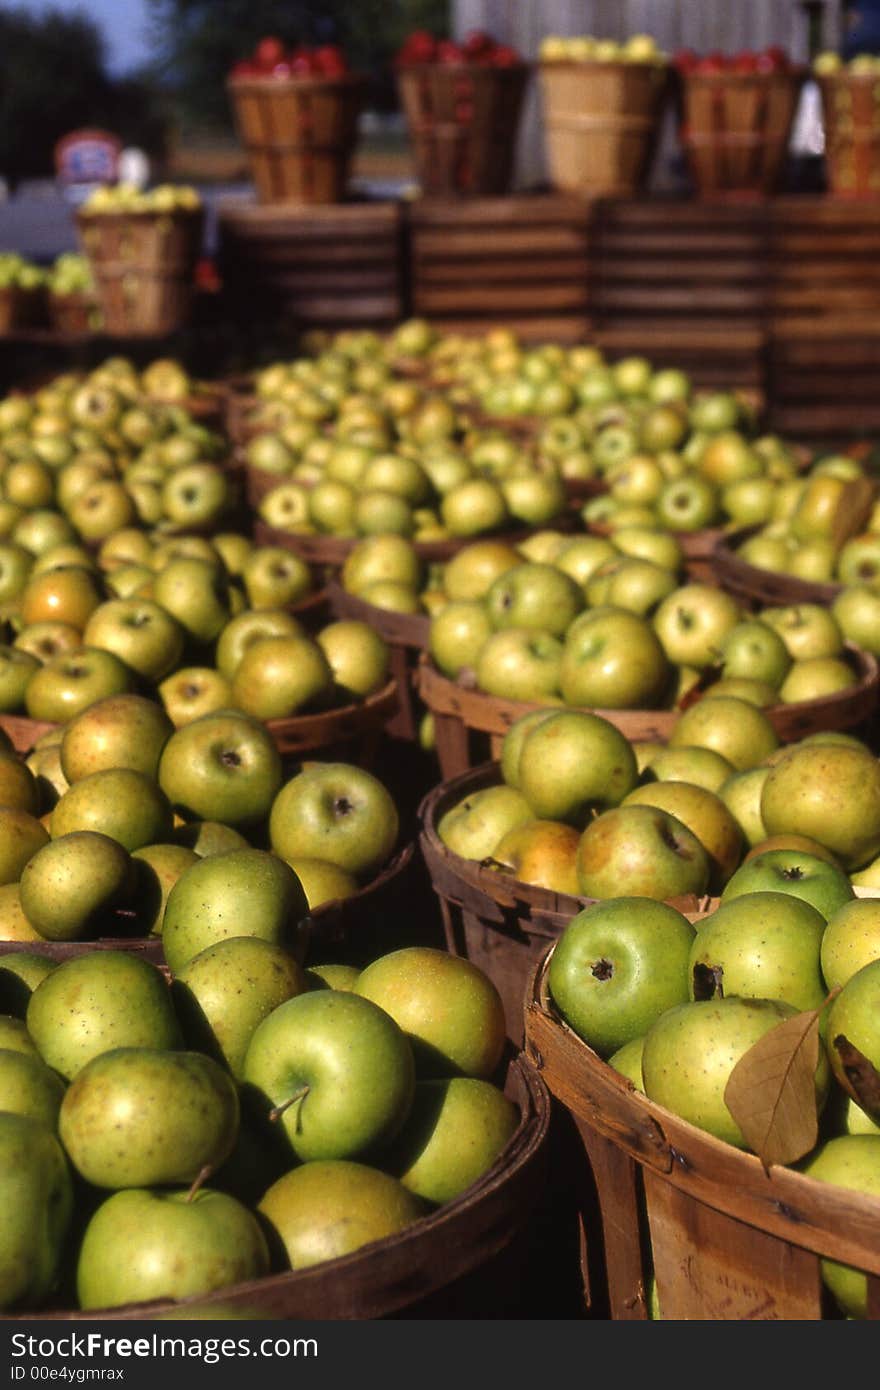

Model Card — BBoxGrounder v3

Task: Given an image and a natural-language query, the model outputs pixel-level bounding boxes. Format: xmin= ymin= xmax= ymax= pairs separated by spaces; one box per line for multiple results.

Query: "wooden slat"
xmin=596 ymin=285 xmax=764 ymax=312
xmin=596 ymin=256 xmax=764 ymax=282
xmin=407 ymin=195 xmax=592 ymax=226
xmin=416 ymin=256 xmax=590 ymax=285
xmin=220 ymin=238 xmax=399 ymax=267
xmin=416 ymin=315 xmax=592 ymax=343
xmin=413 ymin=283 xmax=589 ymax=313
xmin=412 ymin=227 xmax=589 ymax=258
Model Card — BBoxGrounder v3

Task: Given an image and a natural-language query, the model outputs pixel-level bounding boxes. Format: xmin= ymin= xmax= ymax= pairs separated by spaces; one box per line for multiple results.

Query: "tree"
xmin=145 ymin=0 xmax=450 ymax=128
xmin=0 ymin=8 xmax=169 ymax=186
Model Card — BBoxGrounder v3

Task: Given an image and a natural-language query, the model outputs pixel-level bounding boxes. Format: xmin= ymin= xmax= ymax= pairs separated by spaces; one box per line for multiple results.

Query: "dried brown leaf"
xmin=832 ymin=1034 xmax=880 ymax=1121
xmin=723 ymin=1009 xmax=820 ymax=1171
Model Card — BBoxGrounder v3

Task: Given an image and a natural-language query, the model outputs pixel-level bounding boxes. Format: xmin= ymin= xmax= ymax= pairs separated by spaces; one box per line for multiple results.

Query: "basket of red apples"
xmin=673 ymin=46 xmax=804 ymax=198
xmin=395 ymin=29 xmax=530 ymax=197
xmin=227 ymin=36 xmax=365 ymax=205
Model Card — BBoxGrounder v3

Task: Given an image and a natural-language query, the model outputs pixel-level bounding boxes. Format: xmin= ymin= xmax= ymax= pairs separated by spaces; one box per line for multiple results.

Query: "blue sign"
xmin=54 ymin=129 xmax=122 ymax=186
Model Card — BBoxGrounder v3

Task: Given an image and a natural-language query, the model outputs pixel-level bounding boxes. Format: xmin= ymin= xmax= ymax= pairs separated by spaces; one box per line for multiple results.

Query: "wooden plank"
xmin=596 ymin=324 xmax=766 ymax=351
xmin=407 ymin=195 xmax=593 ymax=226
xmin=771 ymin=232 xmax=880 ymax=255
xmin=771 ymin=404 xmax=880 ymax=435
xmin=599 ymin=200 xmax=768 ymax=228
xmin=416 ymin=314 xmax=592 ymax=343
xmin=596 ymin=232 xmax=765 ymax=255
xmin=412 ymin=228 xmax=589 ymax=258
xmin=416 ymin=256 xmax=591 ymax=284
xmin=217 ymin=200 xmax=400 ymax=230
xmin=772 ymin=337 xmax=880 ymax=366
xmin=412 ymin=283 xmax=590 ymax=313
xmin=225 ymin=267 xmax=402 ymax=294
xmin=219 ymin=239 xmax=399 ymax=267
xmin=596 ymin=285 xmax=764 ymax=312
xmin=595 ymin=257 xmax=765 ymax=282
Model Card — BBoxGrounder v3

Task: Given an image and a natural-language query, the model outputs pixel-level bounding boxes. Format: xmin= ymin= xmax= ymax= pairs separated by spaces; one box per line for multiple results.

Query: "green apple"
xmin=316 ymin=620 xmax=390 ymax=700
xmin=242 ymin=988 xmax=415 ymax=1160
xmin=0 ymin=954 xmax=56 ymax=1016
xmin=428 ymin=601 xmax=493 ymax=678
xmin=515 ymin=709 xmax=638 ymax=825
xmin=490 ymin=819 xmax=581 ymax=895
xmin=720 ymin=848 xmax=855 ymax=920
xmin=214 ymin=608 xmax=305 ymax=682
xmin=59 ymin=1046 xmax=239 ymax=1188
xmin=437 ymin=785 xmax=533 ymax=861
xmin=799 ymin=1136 xmax=880 ymax=1319
xmin=152 ymin=556 xmax=231 ymax=645
xmin=269 ymin=762 xmax=398 ymax=879
xmin=76 ymin=1186 xmax=270 ymax=1311
xmin=158 ymin=666 xmax=234 ymax=727
xmin=0 ymin=807 xmax=50 ymax=888
xmin=0 ymin=1017 xmax=39 ymax=1056
xmin=560 ymin=607 xmax=670 ymax=709
xmin=669 ymin=695 xmax=779 ymax=772
xmin=172 ymin=820 xmax=250 ymax=857
xmin=719 ymin=766 xmax=770 ymax=846
xmin=173 ymin=936 xmax=310 ymax=1078
xmin=485 ymin=563 xmax=583 ymax=639
xmin=779 ymin=656 xmax=857 ymax=704
xmin=498 ymin=708 xmax=558 ymax=789
xmin=258 ymin=1159 xmax=424 ymax=1270
xmin=718 ymin=619 xmax=792 ymax=688
xmin=475 ymin=628 xmax=563 ymax=702
xmin=689 ymin=890 xmax=827 ymax=1014
xmin=652 ymin=584 xmax=742 ymax=670
xmin=607 ymin=1035 xmax=646 ymax=1090
xmin=641 ymin=996 xmax=830 ymax=1148
xmin=822 ymin=899 xmax=880 ymax=992
xmin=59 ymin=692 xmax=174 ymax=783
xmin=825 ymin=958 xmax=880 ymax=1097
xmin=161 ymin=848 xmax=309 ymax=975
xmin=0 ymin=645 xmax=40 ymax=712
xmin=130 ymin=842 xmax=199 ymax=935
xmin=231 ymin=633 xmax=335 ymax=720
xmin=158 ymin=709 xmax=282 ymax=828
xmin=284 ymin=857 xmax=359 ymax=910
xmin=26 ymin=951 xmax=182 ymax=1080
xmin=0 ymin=1112 xmax=72 ymax=1310
xmin=385 ymin=1076 xmax=518 ymax=1204
xmin=0 ymin=752 xmax=39 ymax=815
xmin=355 ymin=946 xmax=506 ymax=1080
xmin=82 ymin=598 xmax=185 ymax=683
xmin=0 ymin=1048 xmax=66 ymax=1129
xmin=644 ymin=745 xmax=735 ymax=793
xmin=341 ymin=534 xmax=422 ymax=597
xmin=24 ymin=645 xmax=135 ymax=724
xmin=832 ymin=587 xmax=880 ymax=657
xmin=622 ymin=781 xmax=743 ymax=893
xmin=760 ymin=744 xmax=880 ymax=870
xmin=576 ymin=804 xmax=711 ymax=902
xmin=440 ymin=540 xmax=520 ymax=602
xmin=241 ymin=547 xmax=313 ymax=610
xmin=548 ymin=896 xmax=696 ymax=1057
xmin=50 ymin=767 xmax=173 ymax=852
xmin=19 ymin=831 xmax=136 ymax=942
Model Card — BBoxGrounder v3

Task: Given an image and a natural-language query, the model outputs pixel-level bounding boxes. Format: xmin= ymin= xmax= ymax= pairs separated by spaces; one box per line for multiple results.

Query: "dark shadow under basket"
xmin=418 ymin=760 xmax=714 ymax=1045
xmin=3 ymin=1051 xmax=554 ymax=1321
xmin=525 ymin=947 xmax=880 ymax=1319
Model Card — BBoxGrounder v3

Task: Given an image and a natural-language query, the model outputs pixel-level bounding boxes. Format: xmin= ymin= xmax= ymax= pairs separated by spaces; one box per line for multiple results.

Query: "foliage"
xmin=145 ymin=0 xmax=450 ymax=128
xmin=0 ymin=7 xmax=170 ymax=185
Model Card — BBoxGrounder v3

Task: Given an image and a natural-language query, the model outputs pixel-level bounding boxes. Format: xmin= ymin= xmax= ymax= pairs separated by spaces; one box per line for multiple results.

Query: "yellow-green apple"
xmin=0 ymin=645 xmax=40 ymax=712
xmin=498 ymin=709 xmax=558 ymax=789
xmin=515 ymin=709 xmax=638 ymax=824
xmin=607 ymin=1036 xmax=646 ymax=1090
xmin=157 ymin=709 xmax=282 ymax=827
xmin=231 ymin=634 xmax=335 ymax=720
xmin=799 ymin=1136 xmax=880 ymax=1319
xmin=622 ymin=781 xmax=743 ymax=892
xmin=641 ymin=996 xmax=830 ymax=1148
xmin=19 ymin=830 xmax=136 ymax=941
xmin=0 ymin=882 xmax=45 ymax=941
xmin=720 ymin=846 xmax=854 ymax=919
xmin=171 ymin=820 xmax=250 ymax=857
xmin=0 ymin=751 xmax=39 ymax=815
xmin=385 ymin=1076 xmax=518 ymax=1204
xmin=548 ymin=896 xmax=696 ymax=1056
xmin=59 ymin=692 xmax=174 ymax=782
xmin=152 ymin=556 xmax=231 ymax=645
xmin=173 ymin=935 xmax=309 ymax=1080
xmin=161 ymin=848 xmax=309 ymax=975
xmin=821 ymin=899 xmax=880 ymax=992
xmin=316 ymin=620 xmax=390 ymax=699
xmin=50 ymin=768 xmax=174 ymax=852
xmin=654 ymin=475 xmax=720 ymax=532
xmin=760 ymin=744 xmax=880 ymax=870
xmin=82 ymin=597 xmax=184 ymax=682
xmin=744 ymin=833 xmax=841 ymax=865
xmin=0 ymin=1049 xmax=65 ymax=1129
xmin=440 ymin=540 xmax=521 ymax=602
xmin=355 ymin=945 xmax=506 ymax=1080
xmin=762 ymin=604 xmax=845 ymax=662
xmin=75 ymin=1186 xmax=270 ymax=1311
xmin=257 ymin=1160 xmax=423 ymax=1271
xmin=718 ymin=619 xmax=792 ymax=687
xmin=719 ymin=766 xmax=770 ymax=846
xmin=429 ymin=601 xmax=493 ymax=678
xmin=214 ymin=608 xmax=304 ymax=683
xmin=341 ymin=534 xmax=423 ymax=596
xmin=158 ymin=666 xmax=233 ymax=726
xmin=241 ymin=547 xmax=313 ymax=610
xmin=26 ymin=950 xmax=182 ymax=1080
xmin=14 ymin=621 xmax=82 ymax=663
xmin=559 ymin=607 xmax=670 ymax=709
xmin=832 ymin=587 xmax=880 ymax=656
xmin=59 ymin=1047 xmax=239 ymax=1188
xmin=437 ymin=785 xmax=533 ymax=861
xmin=19 ymin=565 xmax=104 ymax=631
xmin=485 ymin=562 xmax=583 ymax=638
xmin=576 ymin=804 xmax=711 ymax=901
xmin=669 ymin=694 xmax=779 ymax=771
xmin=243 ymin=988 xmax=415 ymax=1159
xmin=440 ymin=478 xmax=509 ymax=537
xmin=0 ymin=808 xmax=50 ymax=887
xmin=643 ymin=744 xmax=735 ymax=793
xmin=269 ymin=763 xmax=398 ymax=879
xmin=490 ymin=818 xmax=581 ymax=894
xmin=689 ymin=890 xmax=827 ymax=1013
xmin=0 ymin=1112 xmax=72 ymax=1311
xmin=825 ymin=959 xmax=880 ymax=1098
xmin=475 ymin=629 xmax=563 ymax=702
xmin=130 ymin=842 xmax=199 ymax=935
xmin=779 ymin=656 xmax=857 ymax=704
xmin=652 ymin=584 xmax=742 ymax=669
xmin=24 ymin=646 xmax=135 ymax=723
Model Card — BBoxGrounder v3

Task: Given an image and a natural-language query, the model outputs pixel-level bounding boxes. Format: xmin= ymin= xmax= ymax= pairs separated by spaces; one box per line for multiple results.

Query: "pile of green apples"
xmin=0 ymin=692 xmax=408 ymax=942
xmin=419 ymin=522 xmax=869 ymax=712
xmin=0 ymin=925 xmax=516 ymax=1312
xmin=0 ymin=252 xmax=46 ymax=296
xmin=46 ymin=253 xmax=96 ymax=300
xmin=436 ymin=692 xmax=880 ymax=904
xmin=0 ymin=358 xmax=234 ymax=543
xmin=546 ymin=794 xmax=880 ymax=1316
xmin=0 ymin=525 xmax=392 ymax=728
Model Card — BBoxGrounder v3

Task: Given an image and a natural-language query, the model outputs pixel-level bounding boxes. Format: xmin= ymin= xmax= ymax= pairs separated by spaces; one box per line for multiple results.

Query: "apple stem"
xmin=269 ymin=1085 xmax=309 ymax=1123
xmin=185 ymin=1164 xmax=213 ymax=1203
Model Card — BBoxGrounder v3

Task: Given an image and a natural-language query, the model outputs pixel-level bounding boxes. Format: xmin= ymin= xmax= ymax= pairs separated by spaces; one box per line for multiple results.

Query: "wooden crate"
xmin=406 ymin=194 xmax=593 ymax=342
xmin=767 ymin=197 xmax=880 ymax=439
xmin=590 ymin=197 xmax=768 ymax=392
xmin=217 ymin=199 xmax=404 ymax=334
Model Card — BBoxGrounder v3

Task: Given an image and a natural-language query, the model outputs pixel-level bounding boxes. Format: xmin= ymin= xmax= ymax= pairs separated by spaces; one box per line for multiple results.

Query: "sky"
xmin=7 ymin=0 xmax=157 ymax=73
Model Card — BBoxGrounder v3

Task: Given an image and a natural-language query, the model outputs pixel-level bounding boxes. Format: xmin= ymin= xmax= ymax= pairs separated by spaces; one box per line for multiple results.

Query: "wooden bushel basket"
xmin=525 ymin=947 xmax=880 ymax=1319
xmin=416 ymin=648 xmax=880 ymax=781
xmin=47 ymin=291 xmax=98 ymax=337
xmin=538 ymin=61 xmax=669 ymax=198
xmin=819 ymin=74 xmax=880 ymax=198
xmin=75 ymin=207 xmax=204 ymax=337
xmin=227 ymin=75 xmax=365 ymax=205
xmin=397 ymin=62 xmax=530 ymax=196
xmin=710 ymin=524 xmax=846 ymax=607
xmin=678 ymin=69 xmax=804 ymax=198
xmin=3 ymin=1053 xmax=555 ymax=1321
xmin=419 ymin=761 xmax=713 ymax=1046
